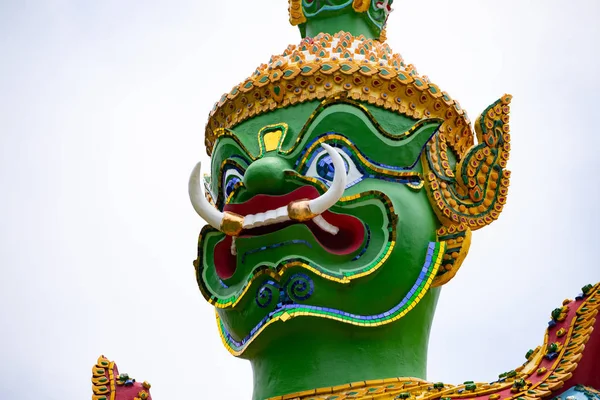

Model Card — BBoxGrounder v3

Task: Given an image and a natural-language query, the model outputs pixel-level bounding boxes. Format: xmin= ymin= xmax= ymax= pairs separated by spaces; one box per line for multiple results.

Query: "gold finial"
xmin=352 ymin=0 xmax=370 ymax=12
xmin=288 ymin=0 xmax=306 ymax=26
xmin=379 ymin=26 xmax=387 ymax=42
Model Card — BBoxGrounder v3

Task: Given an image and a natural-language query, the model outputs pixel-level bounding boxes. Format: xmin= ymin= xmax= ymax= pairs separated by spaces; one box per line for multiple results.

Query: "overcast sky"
xmin=0 ymin=1 xmax=599 ymax=399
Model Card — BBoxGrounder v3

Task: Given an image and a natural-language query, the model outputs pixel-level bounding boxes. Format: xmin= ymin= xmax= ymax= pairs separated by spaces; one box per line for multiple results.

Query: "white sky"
xmin=0 ymin=1 xmax=598 ymax=399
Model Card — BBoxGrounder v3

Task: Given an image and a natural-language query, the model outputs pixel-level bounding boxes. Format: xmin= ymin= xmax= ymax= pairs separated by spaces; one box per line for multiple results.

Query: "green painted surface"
xmin=189 ymin=3 xmax=517 ymax=398
xmin=251 ymin=288 xmax=440 ymax=399
xmin=295 ymin=0 xmax=393 ymax=39
xmin=197 ymin=101 xmax=444 ymax=398
xmin=304 ymin=12 xmax=379 ymax=39
xmin=365 ymin=104 xmax=418 ymax=134
xmin=243 ymin=156 xmax=290 ymax=195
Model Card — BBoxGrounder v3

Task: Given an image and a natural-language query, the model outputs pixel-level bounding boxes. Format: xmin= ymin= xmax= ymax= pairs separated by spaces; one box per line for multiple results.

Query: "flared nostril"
xmin=243 ymin=156 xmax=290 ymax=195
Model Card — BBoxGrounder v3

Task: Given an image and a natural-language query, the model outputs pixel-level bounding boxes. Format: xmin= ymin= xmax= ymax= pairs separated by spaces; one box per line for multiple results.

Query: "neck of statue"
xmin=248 ymin=288 xmax=440 ymax=400
xmin=302 ymin=13 xmax=379 ymax=39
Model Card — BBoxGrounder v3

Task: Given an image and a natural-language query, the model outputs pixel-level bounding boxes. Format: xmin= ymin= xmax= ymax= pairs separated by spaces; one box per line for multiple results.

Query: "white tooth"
xmin=243 ymin=214 xmax=256 ymax=228
xmin=241 ymin=206 xmax=291 ymax=230
xmin=253 ymin=212 xmax=266 ymax=227
xmin=276 ymin=215 xmax=290 ymax=224
xmin=231 ymin=236 xmax=237 ymax=256
xmin=264 ymin=209 xmax=278 ymax=223
xmin=313 ymin=215 xmax=339 ymax=235
xmin=276 ymin=206 xmax=288 ymax=219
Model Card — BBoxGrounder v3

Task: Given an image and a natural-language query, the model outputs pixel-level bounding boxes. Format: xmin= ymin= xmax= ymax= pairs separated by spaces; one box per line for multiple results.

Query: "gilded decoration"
xmin=91 ymin=1 xmax=600 ymax=399
xmin=424 ymin=95 xmax=512 ymax=231
xmin=353 ymin=0 xmax=371 ymax=13
xmin=287 ymin=0 xmax=393 ymax=39
xmin=216 ymin=241 xmax=445 ymax=356
xmin=203 ymin=31 xmax=511 ymax=240
xmin=268 ymin=283 xmax=600 ymax=399
xmin=92 ymin=356 xmax=152 ymax=400
xmin=194 ymin=188 xmax=401 ymax=310
xmin=204 ymin=31 xmax=474 ymax=160
xmin=92 ymin=356 xmax=116 ymax=400
xmin=288 ymin=0 xmax=307 ymax=25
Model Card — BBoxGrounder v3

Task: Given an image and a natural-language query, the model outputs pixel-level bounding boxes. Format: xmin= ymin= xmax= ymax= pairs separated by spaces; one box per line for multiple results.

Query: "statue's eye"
xmin=305 ymin=147 xmax=363 ymax=188
xmin=223 ymin=168 xmax=244 ymax=201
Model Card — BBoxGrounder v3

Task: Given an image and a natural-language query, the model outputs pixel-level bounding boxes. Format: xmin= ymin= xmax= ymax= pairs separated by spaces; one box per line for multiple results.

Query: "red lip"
xmin=213 ymin=186 xmax=365 ymax=280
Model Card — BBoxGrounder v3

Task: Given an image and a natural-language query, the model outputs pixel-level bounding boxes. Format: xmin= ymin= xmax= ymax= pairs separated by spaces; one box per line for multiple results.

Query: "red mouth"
xmin=213 ymin=186 xmax=365 ymax=280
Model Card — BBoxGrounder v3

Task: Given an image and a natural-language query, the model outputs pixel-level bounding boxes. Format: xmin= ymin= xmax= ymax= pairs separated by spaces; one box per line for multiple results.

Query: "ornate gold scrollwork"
xmin=424 ymin=94 xmax=512 ymax=229
xmin=426 ymin=94 xmax=512 ymax=285
xmin=288 ymin=0 xmax=306 ymax=26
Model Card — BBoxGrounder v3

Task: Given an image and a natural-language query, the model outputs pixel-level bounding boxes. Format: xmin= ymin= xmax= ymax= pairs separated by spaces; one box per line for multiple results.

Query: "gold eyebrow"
xmin=277 ymin=96 xmax=439 ymax=155
xmin=212 ymin=96 xmax=436 ymax=158
xmin=295 ymin=133 xmax=423 ymax=178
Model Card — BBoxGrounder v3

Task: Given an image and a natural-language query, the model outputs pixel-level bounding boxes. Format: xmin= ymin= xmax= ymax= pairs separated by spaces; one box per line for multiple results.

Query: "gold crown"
xmin=204 ymin=31 xmax=474 ymax=158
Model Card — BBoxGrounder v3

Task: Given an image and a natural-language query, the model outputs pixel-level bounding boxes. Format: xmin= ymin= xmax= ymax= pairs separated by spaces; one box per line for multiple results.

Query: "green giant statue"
xmin=91 ymin=2 xmax=600 ymax=400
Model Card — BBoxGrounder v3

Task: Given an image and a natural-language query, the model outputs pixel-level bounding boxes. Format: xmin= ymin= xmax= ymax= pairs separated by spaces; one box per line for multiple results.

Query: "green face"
xmin=195 ymin=99 xmax=445 ymax=356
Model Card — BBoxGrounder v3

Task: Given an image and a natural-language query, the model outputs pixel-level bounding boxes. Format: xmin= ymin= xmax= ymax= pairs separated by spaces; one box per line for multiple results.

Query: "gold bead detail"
xmin=287 ymin=199 xmax=316 ymax=222
xmin=220 ymin=212 xmax=244 ymax=236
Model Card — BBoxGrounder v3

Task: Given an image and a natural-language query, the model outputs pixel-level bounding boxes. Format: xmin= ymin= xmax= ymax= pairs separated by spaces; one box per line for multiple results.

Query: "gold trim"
xmin=257 ymin=122 xmax=289 ymax=158
xmin=287 ymin=199 xmax=316 ymax=222
xmin=220 ymin=211 xmax=244 ymax=236
xmin=288 ymin=0 xmax=306 ymax=25
xmin=91 ymin=356 xmax=116 ymax=400
xmin=205 ymin=32 xmax=473 ymax=161
xmin=352 ymin=0 xmax=370 ymax=13
xmin=264 ymin=283 xmax=600 ymax=399
xmin=423 ymin=95 xmax=512 ymax=232
xmin=211 ymin=97 xmax=434 ymax=162
xmin=218 ymin=243 xmax=445 ymax=356
xmin=200 ymin=189 xmax=399 ymax=310
xmin=432 ymin=224 xmax=472 ymax=287
xmin=263 ymin=129 xmax=283 ymax=152
xmin=295 ymin=133 xmax=423 ymax=179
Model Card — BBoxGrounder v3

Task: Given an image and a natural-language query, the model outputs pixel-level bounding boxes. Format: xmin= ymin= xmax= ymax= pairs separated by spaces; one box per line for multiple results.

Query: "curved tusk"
xmin=188 ymin=161 xmax=225 ymax=230
xmin=308 ymin=143 xmax=347 ymax=215
xmin=313 ymin=214 xmax=339 ymax=235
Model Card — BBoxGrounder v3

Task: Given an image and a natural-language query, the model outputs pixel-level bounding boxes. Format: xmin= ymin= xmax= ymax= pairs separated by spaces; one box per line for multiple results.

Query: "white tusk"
xmin=231 ymin=236 xmax=237 ymax=256
xmin=313 ymin=215 xmax=339 ymax=235
xmin=308 ymin=144 xmax=347 ymax=215
xmin=188 ymin=161 xmax=225 ymax=230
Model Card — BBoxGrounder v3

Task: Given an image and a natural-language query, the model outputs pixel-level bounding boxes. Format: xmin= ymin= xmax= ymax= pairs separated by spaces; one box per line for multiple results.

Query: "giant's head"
xmin=190 ymin=0 xmax=511 ymax=360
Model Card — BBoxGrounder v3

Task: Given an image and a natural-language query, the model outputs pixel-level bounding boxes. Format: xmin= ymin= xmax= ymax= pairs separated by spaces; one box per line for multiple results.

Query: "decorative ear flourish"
xmin=424 ymin=94 xmax=512 ymax=229
xmin=425 ymin=95 xmax=512 ymax=285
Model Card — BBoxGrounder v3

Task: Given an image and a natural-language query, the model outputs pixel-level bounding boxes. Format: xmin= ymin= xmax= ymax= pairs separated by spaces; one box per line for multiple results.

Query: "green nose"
xmin=243 ymin=156 xmax=290 ymax=195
